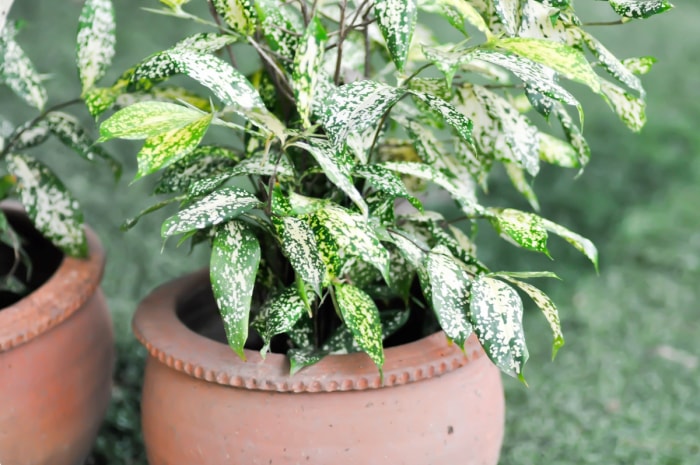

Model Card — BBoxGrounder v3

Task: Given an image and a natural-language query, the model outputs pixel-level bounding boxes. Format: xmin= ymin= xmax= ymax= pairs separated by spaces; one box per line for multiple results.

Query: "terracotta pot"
xmin=0 ymin=204 xmax=114 ymax=465
xmin=134 ymin=269 xmax=504 ymax=465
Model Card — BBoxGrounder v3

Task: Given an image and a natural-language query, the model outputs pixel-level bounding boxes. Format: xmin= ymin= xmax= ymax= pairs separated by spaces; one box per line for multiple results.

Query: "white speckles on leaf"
xmin=541 ymin=217 xmax=598 ymax=271
xmin=374 ymin=0 xmax=418 ymax=71
xmin=599 ymin=78 xmax=646 ymax=132
xmin=410 ymin=91 xmax=474 ymax=145
xmin=492 ymin=0 xmax=522 ymax=36
xmin=252 ymin=286 xmax=307 ymax=358
xmin=490 ymin=208 xmax=549 ymax=255
xmin=293 ymin=17 xmax=327 ymax=128
xmin=580 ymin=29 xmax=644 ymax=97
xmin=609 ymin=0 xmax=673 ymax=19
xmin=77 ymin=0 xmax=115 ymax=92
xmin=210 ymin=221 xmax=260 ymax=359
xmin=622 ymin=56 xmax=656 ymax=76
xmin=538 ymin=132 xmax=578 ymax=168
xmin=99 ymin=101 xmax=203 ymax=141
xmin=155 ymin=145 xmax=240 ymax=194
xmin=0 ymin=25 xmax=47 ymax=109
xmin=275 ymin=216 xmax=326 ymax=295
xmin=211 ymin=0 xmax=257 ymax=33
xmin=469 ymin=276 xmax=528 ymax=379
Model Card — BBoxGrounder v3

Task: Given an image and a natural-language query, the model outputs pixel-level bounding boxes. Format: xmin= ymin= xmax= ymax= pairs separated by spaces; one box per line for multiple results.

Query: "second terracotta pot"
xmin=133 ymin=269 xmax=504 ymax=465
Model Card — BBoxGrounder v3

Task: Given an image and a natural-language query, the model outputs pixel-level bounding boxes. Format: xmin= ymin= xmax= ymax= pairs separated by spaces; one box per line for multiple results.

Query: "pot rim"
xmin=133 ymin=269 xmax=488 ymax=393
xmin=0 ymin=202 xmax=105 ymax=352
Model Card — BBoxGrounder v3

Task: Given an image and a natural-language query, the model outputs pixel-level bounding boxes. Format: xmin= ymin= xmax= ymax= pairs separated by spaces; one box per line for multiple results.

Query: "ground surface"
xmin=3 ymin=1 xmax=699 ymax=464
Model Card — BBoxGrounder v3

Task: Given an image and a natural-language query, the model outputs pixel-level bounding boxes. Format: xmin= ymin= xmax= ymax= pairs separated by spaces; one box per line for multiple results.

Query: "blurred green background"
xmin=2 ymin=1 xmax=699 ymax=464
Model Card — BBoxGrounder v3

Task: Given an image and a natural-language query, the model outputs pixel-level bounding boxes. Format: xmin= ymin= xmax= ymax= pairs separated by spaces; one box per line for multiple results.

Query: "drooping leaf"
xmin=0 ymin=25 xmax=47 ymax=109
xmin=538 ymin=133 xmax=578 ymax=168
xmin=252 ymin=285 xmax=307 ymax=358
xmin=170 ymin=32 xmax=238 ymax=55
xmin=410 ymin=91 xmax=474 ymax=145
xmin=541 ymin=217 xmax=598 ymax=271
xmin=419 ymin=0 xmax=492 ymax=38
xmin=83 ymin=85 xmax=121 ymax=117
xmin=469 ymin=276 xmax=528 ymax=380
xmin=154 ymin=145 xmax=240 ymax=194
xmin=210 ymin=220 xmax=260 ymax=359
xmin=288 ymin=346 xmax=328 ymax=375
xmin=99 ymin=101 xmax=204 ymax=140
xmin=518 ymin=0 xmax=571 ymax=42
xmin=274 ymin=215 xmax=326 ymax=295
xmin=492 ymin=0 xmax=522 ymax=36
xmin=135 ymin=113 xmax=213 ymax=179
xmin=599 ymin=78 xmax=646 ymax=132
xmin=609 ymin=0 xmax=673 ymax=19
xmin=553 ymin=103 xmax=589 ymax=168
xmin=389 ymin=229 xmax=428 ymax=268
xmin=621 ymin=56 xmax=656 ymax=75
xmin=373 ymin=0 xmax=418 ymax=71
xmin=505 ymin=163 xmax=539 ymax=212
xmin=5 ymin=119 xmax=50 ymax=150
xmin=76 ymin=0 xmax=116 ymax=92
xmin=353 ymin=164 xmax=422 ymax=211
xmin=426 ymin=245 xmax=473 ymax=349
xmin=255 ymin=0 xmax=301 ymax=62
xmin=6 ymin=153 xmax=87 ymax=257
xmin=579 ymin=29 xmax=644 ymax=97
xmin=334 ymin=283 xmax=385 ymax=374
xmin=490 ymin=208 xmax=549 ymax=255
xmin=161 ymin=186 xmax=262 ymax=237
xmin=292 ymin=17 xmax=327 ymax=128
xmin=211 ymin=0 xmax=257 ymax=33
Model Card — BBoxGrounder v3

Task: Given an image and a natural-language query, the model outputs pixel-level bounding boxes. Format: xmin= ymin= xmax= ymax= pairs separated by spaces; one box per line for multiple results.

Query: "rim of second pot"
xmin=133 ymin=269 xmax=488 ymax=393
xmin=0 ymin=203 xmax=106 ymax=352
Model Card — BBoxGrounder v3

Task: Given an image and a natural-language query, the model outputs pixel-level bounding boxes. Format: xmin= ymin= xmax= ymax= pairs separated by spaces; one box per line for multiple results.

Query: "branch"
xmin=333 ymin=0 xmax=349 ymax=85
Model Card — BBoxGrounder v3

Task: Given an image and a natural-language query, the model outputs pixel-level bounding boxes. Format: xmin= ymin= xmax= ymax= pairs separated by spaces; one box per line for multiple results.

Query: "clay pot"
xmin=134 ymin=269 xmax=504 ymax=465
xmin=0 ymin=204 xmax=114 ymax=465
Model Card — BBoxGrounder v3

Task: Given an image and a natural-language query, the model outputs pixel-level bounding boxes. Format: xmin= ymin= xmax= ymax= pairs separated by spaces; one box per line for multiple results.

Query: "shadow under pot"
xmin=0 ymin=202 xmax=114 ymax=465
xmin=133 ymin=268 xmax=505 ymax=465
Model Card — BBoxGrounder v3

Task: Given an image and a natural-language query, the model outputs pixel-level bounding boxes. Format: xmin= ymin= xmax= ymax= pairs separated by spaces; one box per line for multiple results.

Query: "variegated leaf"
xmin=580 ymin=29 xmax=644 ymax=97
xmin=76 ymin=0 xmax=115 ymax=92
xmin=494 ymin=37 xmax=601 ymax=93
xmin=334 ymin=283 xmax=385 ymax=374
xmin=490 ymin=208 xmax=549 ymax=255
xmin=252 ymin=286 xmax=307 ymax=358
xmin=171 ymin=32 xmax=238 ymax=55
xmin=99 ymin=101 xmax=203 ymax=140
xmin=532 ymin=0 xmax=569 ymax=7
xmin=44 ymin=112 xmax=121 ymax=179
xmin=83 ymin=85 xmax=120 ymax=117
xmin=600 ymin=79 xmax=646 ymax=132
xmin=5 ymin=119 xmax=49 ymax=151
xmin=492 ymin=0 xmax=522 ymax=36
xmin=374 ymin=0 xmax=418 ymax=71
xmin=211 ymin=0 xmax=256 ymax=33
xmin=0 ymin=0 xmax=13 ymax=33
xmin=622 ymin=56 xmax=656 ymax=75
xmin=320 ymin=80 xmax=405 ymax=147
xmin=505 ymin=163 xmax=539 ymax=211
xmin=255 ymin=0 xmax=301 ymax=62
xmin=353 ymin=164 xmax=422 ymax=211
xmin=288 ymin=347 xmax=328 ymax=375
xmin=609 ymin=0 xmax=673 ymax=19
xmin=541 ymin=217 xmax=598 ymax=271
xmin=274 ymin=216 xmax=326 ymax=295
xmin=154 ymin=145 xmax=240 ymax=194
xmin=410 ymin=91 xmax=473 ymax=145
xmin=469 ymin=276 xmax=528 ymax=379
xmin=161 ymin=186 xmax=262 ymax=236
xmin=554 ymin=104 xmax=589 ymax=168
xmin=389 ymin=229 xmax=428 ymax=268
xmin=6 ymin=153 xmax=87 ymax=257
xmin=419 ymin=0 xmax=492 ymax=38
xmin=426 ymin=245 xmax=473 ymax=349
xmin=136 ymin=113 xmax=212 ymax=179
xmin=518 ymin=0 xmax=570 ymax=42
xmin=289 ymin=192 xmax=329 ymax=215
xmin=538 ymin=133 xmax=578 ymax=168
xmin=210 ymin=220 xmax=260 ymax=359
xmin=0 ymin=26 xmax=47 ymax=109
xmin=293 ymin=17 xmax=327 ymax=128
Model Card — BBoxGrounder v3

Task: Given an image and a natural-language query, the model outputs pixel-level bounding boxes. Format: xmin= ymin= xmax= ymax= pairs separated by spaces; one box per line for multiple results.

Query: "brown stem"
xmin=207 ymin=0 xmax=238 ymax=67
xmin=333 ymin=0 xmax=348 ymax=85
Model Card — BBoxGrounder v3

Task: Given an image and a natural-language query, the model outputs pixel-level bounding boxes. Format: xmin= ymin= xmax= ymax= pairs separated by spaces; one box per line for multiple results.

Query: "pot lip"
xmin=133 ymin=269 xmax=488 ymax=393
xmin=0 ymin=202 xmax=105 ymax=352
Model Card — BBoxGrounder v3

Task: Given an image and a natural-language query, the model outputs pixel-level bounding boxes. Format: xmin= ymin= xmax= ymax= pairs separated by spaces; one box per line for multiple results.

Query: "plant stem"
xmin=583 ymin=20 xmax=625 ymax=26
xmin=207 ymin=0 xmax=238 ymax=67
xmin=333 ymin=0 xmax=348 ymax=85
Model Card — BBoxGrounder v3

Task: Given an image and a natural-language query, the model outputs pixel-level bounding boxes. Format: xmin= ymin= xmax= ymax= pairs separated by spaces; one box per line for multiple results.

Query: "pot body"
xmin=0 ymin=204 xmax=114 ymax=465
xmin=135 ymin=270 xmax=504 ymax=465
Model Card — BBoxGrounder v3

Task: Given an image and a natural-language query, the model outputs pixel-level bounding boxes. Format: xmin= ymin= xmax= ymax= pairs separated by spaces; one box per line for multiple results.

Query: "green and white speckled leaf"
xmin=419 ymin=0 xmax=491 ymax=38
xmin=171 ymin=32 xmax=238 ymax=55
xmin=210 ymin=220 xmax=260 ymax=359
xmin=505 ymin=163 xmax=539 ymax=211
xmin=320 ymin=80 xmax=405 ymax=147
xmin=6 ymin=153 xmax=87 ymax=257
xmin=410 ymin=91 xmax=473 ymax=145
xmin=211 ymin=0 xmax=256 ymax=33
xmin=289 ymin=192 xmax=328 ymax=215
xmin=426 ymin=245 xmax=473 ymax=349
xmin=554 ymin=104 xmax=589 ymax=167
xmin=0 ymin=1 xmax=13 ymax=34
xmin=538 ymin=133 xmax=578 ymax=168
xmin=334 ymin=283 xmax=385 ymax=374
xmin=255 ymin=0 xmax=301 ymax=62
xmin=45 ymin=112 xmax=121 ymax=179
xmin=252 ymin=286 xmax=307 ymax=358
xmin=492 ymin=0 xmax=521 ymax=36
xmin=293 ymin=17 xmax=327 ymax=128
xmin=5 ymin=119 xmax=49 ymax=150
xmin=76 ymin=0 xmax=115 ymax=92
xmin=154 ymin=145 xmax=240 ymax=194
xmin=288 ymin=347 xmax=327 ymax=375
xmin=580 ymin=29 xmax=643 ymax=97
xmin=162 ymin=186 xmax=261 ymax=236
xmin=314 ymin=205 xmax=391 ymax=283
xmin=497 ymin=275 xmax=564 ymax=359
xmin=600 ymin=79 xmax=646 ymax=132
xmin=83 ymin=86 xmax=120 ymax=117
xmin=136 ymin=113 xmax=212 ymax=179
xmin=490 ymin=208 xmax=549 ymax=255
xmin=275 ymin=216 xmax=326 ymax=295
xmin=532 ymin=0 xmax=569 ymax=7
xmin=622 ymin=56 xmax=656 ymax=75
xmin=296 ymin=141 xmax=367 ymax=216
xmin=389 ymin=229 xmax=428 ymax=268
xmin=609 ymin=0 xmax=673 ymax=18
xmin=0 ymin=26 xmax=47 ymax=109
xmin=353 ymin=164 xmax=422 ymax=211
xmin=374 ymin=0 xmax=417 ymax=71
xmin=99 ymin=101 xmax=203 ymax=140
xmin=542 ymin=217 xmax=598 ymax=270
xmin=518 ymin=1 xmax=569 ymax=42
xmin=469 ymin=276 xmax=528 ymax=379
xmin=495 ymin=38 xmax=601 ymax=93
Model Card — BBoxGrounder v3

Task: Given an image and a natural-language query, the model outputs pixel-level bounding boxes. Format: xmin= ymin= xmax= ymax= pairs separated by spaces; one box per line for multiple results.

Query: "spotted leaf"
xmin=255 ymin=0 xmax=301 ymax=62
xmin=252 ymin=286 xmax=307 ymax=358
xmin=353 ymin=164 xmax=422 ymax=211
xmin=274 ymin=216 xmax=326 ymax=295
xmin=532 ymin=0 xmax=569 ymax=7
xmin=419 ymin=0 xmax=492 ymax=38
xmin=83 ymin=85 xmax=121 ymax=117
xmin=7 ymin=153 xmax=87 ymax=257
xmin=600 ymin=79 xmax=646 ymax=132
xmin=492 ymin=0 xmax=522 ymax=36
xmin=580 ymin=29 xmax=644 ymax=97
xmin=161 ymin=186 xmax=261 ymax=237
xmin=334 ymin=283 xmax=385 ymax=375
xmin=210 ymin=221 xmax=260 ymax=359
xmin=505 ymin=163 xmax=539 ymax=212
xmin=469 ymin=276 xmax=528 ymax=380
xmin=374 ymin=0 xmax=417 ymax=71
xmin=211 ymin=0 xmax=257 ymax=33
xmin=490 ymin=208 xmax=549 ymax=255
xmin=518 ymin=0 xmax=571 ymax=42
xmin=426 ymin=245 xmax=473 ymax=349
xmin=135 ymin=113 xmax=212 ymax=179
xmin=76 ymin=0 xmax=115 ymax=92
xmin=538 ymin=133 xmax=578 ymax=168
xmin=609 ymin=0 xmax=673 ymax=19
xmin=0 ymin=0 xmax=12 ymax=33
xmin=622 ymin=56 xmax=656 ymax=75
xmin=542 ymin=218 xmax=598 ymax=271
xmin=389 ymin=229 xmax=428 ymax=268
xmin=410 ymin=91 xmax=473 ymax=145
xmin=99 ymin=101 xmax=204 ymax=141
xmin=293 ymin=17 xmax=327 ymax=128
xmin=0 ymin=25 xmax=47 ymax=109
xmin=154 ymin=146 xmax=240 ymax=194
xmin=288 ymin=347 xmax=328 ymax=375
xmin=553 ymin=103 xmax=589 ymax=168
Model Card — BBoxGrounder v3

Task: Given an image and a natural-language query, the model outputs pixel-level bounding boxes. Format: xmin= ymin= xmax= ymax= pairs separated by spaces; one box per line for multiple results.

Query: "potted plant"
xmin=0 ymin=1 xmax=119 ymax=463
xmin=94 ymin=0 xmax=669 ymax=463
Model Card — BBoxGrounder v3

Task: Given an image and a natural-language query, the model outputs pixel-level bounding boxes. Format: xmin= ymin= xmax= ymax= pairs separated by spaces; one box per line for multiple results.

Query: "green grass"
xmin=3 ymin=1 xmax=700 ymax=464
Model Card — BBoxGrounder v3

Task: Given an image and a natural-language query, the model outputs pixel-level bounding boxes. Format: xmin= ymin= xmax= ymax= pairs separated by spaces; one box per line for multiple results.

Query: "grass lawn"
xmin=3 ymin=1 xmax=699 ymax=464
